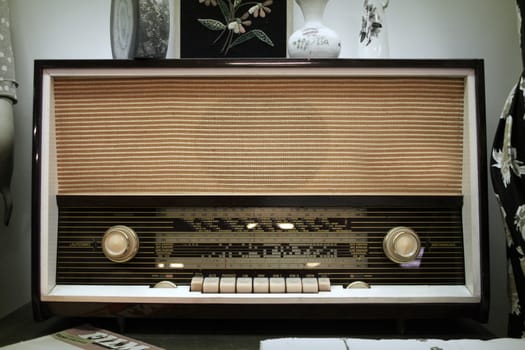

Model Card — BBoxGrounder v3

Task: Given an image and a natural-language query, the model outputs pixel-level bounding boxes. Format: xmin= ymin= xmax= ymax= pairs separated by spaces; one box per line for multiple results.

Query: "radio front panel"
xmin=32 ymin=59 xmax=488 ymax=320
xmin=56 ymin=198 xmax=465 ymax=287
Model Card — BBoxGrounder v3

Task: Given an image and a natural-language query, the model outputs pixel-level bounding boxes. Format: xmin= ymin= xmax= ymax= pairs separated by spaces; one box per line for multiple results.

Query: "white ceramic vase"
xmin=358 ymin=0 xmax=390 ymax=58
xmin=288 ymin=0 xmax=341 ymax=58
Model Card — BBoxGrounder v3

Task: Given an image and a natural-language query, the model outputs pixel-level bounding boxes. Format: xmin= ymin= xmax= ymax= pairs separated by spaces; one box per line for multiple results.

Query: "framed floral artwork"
xmin=180 ymin=0 xmax=291 ymax=58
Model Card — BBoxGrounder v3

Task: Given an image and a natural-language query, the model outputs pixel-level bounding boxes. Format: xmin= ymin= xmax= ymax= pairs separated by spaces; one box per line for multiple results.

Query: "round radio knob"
xmin=102 ymin=225 xmax=139 ymax=263
xmin=383 ymin=226 xmax=421 ymax=264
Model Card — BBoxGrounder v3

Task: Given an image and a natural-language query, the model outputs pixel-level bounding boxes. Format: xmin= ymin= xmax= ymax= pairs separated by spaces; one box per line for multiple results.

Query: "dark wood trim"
xmin=31 ymin=62 xmax=45 ymax=321
xmin=56 ymin=195 xmax=464 ymax=209
xmin=34 ymin=58 xmax=485 ymax=72
xmin=473 ymin=61 xmax=490 ymax=323
xmin=44 ymin=301 xmax=484 ymax=321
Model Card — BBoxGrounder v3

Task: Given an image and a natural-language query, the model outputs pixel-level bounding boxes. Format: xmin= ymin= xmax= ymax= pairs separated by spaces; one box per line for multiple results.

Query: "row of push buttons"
xmin=190 ymin=276 xmax=331 ymax=294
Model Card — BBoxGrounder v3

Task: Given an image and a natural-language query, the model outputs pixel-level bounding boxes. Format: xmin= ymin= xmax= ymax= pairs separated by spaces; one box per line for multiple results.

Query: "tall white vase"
xmin=288 ymin=0 xmax=341 ymax=58
xmin=358 ymin=0 xmax=390 ymax=58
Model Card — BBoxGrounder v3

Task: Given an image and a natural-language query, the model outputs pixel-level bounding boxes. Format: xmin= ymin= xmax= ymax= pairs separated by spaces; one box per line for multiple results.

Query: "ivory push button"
xmin=383 ymin=226 xmax=421 ymax=264
xmin=269 ymin=277 xmax=286 ymax=293
xmin=301 ymin=278 xmax=319 ymax=293
xmin=219 ymin=277 xmax=236 ymax=293
xmin=318 ymin=277 xmax=331 ymax=291
xmin=190 ymin=276 xmax=204 ymax=292
xmin=236 ymin=277 xmax=253 ymax=293
xmin=253 ymin=277 xmax=269 ymax=293
xmin=202 ymin=277 xmax=220 ymax=293
xmin=286 ymin=278 xmax=302 ymax=293
xmin=102 ymin=225 xmax=139 ymax=263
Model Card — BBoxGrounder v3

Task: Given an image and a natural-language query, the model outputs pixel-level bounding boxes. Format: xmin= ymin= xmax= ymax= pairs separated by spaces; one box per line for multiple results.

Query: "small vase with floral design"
xmin=288 ymin=0 xmax=341 ymax=58
xmin=358 ymin=0 xmax=390 ymax=58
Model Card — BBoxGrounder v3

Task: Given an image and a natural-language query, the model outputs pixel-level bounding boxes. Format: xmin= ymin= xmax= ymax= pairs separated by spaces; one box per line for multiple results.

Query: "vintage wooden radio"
xmin=32 ymin=59 xmax=488 ymax=320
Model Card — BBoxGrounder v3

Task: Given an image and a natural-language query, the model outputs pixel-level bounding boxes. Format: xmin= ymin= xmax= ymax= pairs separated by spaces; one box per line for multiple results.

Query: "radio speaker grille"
xmin=53 ymin=76 xmax=465 ymax=195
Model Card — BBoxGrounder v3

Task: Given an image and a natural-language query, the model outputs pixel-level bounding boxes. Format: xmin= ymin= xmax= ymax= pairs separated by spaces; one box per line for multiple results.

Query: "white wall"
xmin=0 ymin=0 xmax=111 ymax=318
xmin=0 ymin=0 xmax=520 ymax=337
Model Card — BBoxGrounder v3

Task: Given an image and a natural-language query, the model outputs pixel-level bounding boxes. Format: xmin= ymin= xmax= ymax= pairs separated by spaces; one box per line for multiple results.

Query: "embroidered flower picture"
xmin=180 ymin=0 xmax=286 ymax=57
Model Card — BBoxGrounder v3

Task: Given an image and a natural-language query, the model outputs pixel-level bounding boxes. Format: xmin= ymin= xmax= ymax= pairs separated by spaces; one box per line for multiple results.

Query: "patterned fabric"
xmin=491 ymin=75 xmax=525 ymax=338
xmin=490 ymin=0 xmax=525 ymax=338
xmin=0 ymin=0 xmax=17 ymax=103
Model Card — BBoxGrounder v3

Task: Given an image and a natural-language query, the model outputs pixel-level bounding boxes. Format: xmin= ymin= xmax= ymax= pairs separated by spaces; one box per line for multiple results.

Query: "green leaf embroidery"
xmin=252 ymin=29 xmax=274 ymax=47
xmin=197 ymin=18 xmax=226 ymax=31
xmin=230 ymin=29 xmax=274 ymax=49
xmin=217 ymin=0 xmax=230 ymax=21
xmin=230 ymin=31 xmax=256 ymax=48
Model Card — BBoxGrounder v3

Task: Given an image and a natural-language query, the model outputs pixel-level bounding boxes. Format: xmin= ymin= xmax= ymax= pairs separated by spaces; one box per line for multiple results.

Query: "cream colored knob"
xmin=383 ymin=226 xmax=421 ymax=264
xmin=346 ymin=281 xmax=370 ymax=289
xmin=102 ymin=225 xmax=139 ymax=263
xmin=153 ymin=281 xmax=177 ymax=288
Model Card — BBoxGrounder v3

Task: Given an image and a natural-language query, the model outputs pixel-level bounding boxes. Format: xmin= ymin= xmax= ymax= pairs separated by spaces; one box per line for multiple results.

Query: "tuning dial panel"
xmin=383 ymin=226 xmax=421 ymax=264
xmin=102 ymin=225 xmax=139 ymax=263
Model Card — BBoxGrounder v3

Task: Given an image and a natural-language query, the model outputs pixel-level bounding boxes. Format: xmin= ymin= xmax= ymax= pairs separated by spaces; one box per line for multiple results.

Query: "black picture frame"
xmin=180 ymin=0 xmax=289 ymax=58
